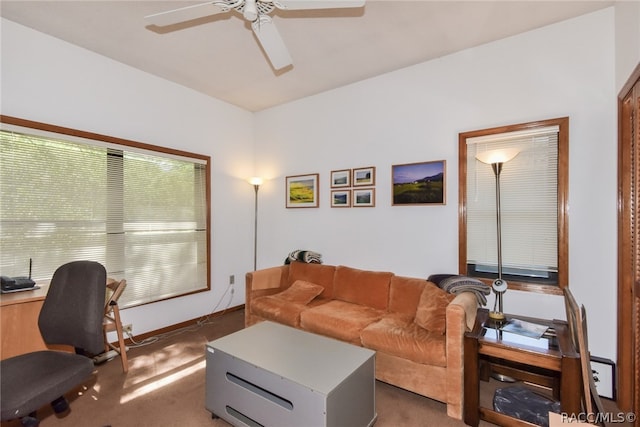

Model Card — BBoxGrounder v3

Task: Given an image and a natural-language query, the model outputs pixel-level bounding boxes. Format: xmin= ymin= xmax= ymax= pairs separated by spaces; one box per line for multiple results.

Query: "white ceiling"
xmin=1 ymin=0 xmax=613 ymax=112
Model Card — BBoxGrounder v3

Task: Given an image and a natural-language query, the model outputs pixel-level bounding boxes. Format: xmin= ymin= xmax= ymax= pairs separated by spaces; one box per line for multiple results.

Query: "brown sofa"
xmin=244 ymin=262 xmax=479 ymax=419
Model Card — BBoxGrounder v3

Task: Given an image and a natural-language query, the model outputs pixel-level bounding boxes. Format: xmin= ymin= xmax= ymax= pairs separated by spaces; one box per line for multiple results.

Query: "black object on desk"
xmin=1 ymin=258 xmax=36 ymax=292
xmin=1 ymin=276 xmax=36 ymax=293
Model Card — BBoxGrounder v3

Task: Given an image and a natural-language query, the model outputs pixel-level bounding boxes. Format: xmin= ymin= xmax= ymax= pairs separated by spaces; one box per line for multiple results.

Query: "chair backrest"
xmin=105 ymin=278 xmax=127 ymax=312
xmin=564 ymin=288 xmax=608 ymax=424
xmin=38 ymin=261 xmax=106 ymax=355
xmin=564 ymin=288 xmax=593 ymax=415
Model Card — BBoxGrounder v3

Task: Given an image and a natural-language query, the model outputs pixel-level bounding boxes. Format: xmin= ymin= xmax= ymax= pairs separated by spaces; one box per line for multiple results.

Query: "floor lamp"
xmin=475 ymin=148 xmax=519 ymax=322
xmin=249 ymin=177 xmax=263 ymax=271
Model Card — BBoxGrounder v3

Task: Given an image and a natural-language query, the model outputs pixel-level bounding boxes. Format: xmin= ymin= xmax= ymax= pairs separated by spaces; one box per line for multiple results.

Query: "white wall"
xmin=615 ymin=0 xmax=640 ymax=92
xmin=0 ymin=7 xmax=623 ymax=361
xmin=254 ymin=8 xmax=618 ymax=359
xmin=1 ymin=18 xmax=256 ymax=336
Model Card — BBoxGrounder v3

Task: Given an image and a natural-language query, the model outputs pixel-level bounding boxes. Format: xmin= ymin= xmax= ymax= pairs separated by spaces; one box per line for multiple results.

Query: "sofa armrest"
xmin=449 ymin=292 xmax=478 ymax=332
xmin=245 ymin=265 xmax=290 ymax=326
xmin=444 ymin=292 xmax=479 ymax=419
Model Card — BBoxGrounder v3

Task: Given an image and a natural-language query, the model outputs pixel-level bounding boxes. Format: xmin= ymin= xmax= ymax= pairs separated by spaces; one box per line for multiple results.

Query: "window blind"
xmin=0 ymin=125 xmax=208 ymax=308
xmin=465 ymin=126 xmax=559 ymax=282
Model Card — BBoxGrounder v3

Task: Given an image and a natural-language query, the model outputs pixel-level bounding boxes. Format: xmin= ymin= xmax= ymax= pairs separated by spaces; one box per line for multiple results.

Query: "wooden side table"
xmin=463 ymin=308 xmax=581 ymax=426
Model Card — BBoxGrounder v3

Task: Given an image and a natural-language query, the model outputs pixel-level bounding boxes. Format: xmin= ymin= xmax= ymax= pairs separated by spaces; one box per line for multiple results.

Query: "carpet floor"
xmin=3 ymin=308 xmax=615 ymax=427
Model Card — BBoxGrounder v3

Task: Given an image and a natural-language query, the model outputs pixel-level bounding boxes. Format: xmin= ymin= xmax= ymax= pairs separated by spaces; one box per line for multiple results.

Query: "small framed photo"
xmin=331 ymin=190 xmax=351 ymax=207
xmin=331 ymin=169 xmax=351 ymax=188
xmin=353 ymin=166 xmax=375 ymax=187
xmin=392 ymin=160 xmax=446 ymax=205
xmin=286 ymin=173 xmax=319 ymax=208
xmin=353 ymin=188 xmax=375 ymax=207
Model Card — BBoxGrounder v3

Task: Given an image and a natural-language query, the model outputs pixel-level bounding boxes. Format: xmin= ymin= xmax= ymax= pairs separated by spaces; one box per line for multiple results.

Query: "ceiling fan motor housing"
xmin=233 ymin=0 xmax=276 ymax=20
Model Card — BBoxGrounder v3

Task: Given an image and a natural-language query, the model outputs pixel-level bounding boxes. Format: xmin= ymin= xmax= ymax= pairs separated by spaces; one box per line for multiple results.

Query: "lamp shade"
xmin=476 ymin=148 xmax=520 ymax=165
xmin=249 ymin=177 xmax=264 ymax=186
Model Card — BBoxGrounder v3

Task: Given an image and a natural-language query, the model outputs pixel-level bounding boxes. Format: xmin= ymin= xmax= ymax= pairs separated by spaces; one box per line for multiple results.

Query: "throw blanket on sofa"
xmin=429 ymin=274 xmax=491 ymax=306
xmin=284 ymin=250 xmax=323 ymax=265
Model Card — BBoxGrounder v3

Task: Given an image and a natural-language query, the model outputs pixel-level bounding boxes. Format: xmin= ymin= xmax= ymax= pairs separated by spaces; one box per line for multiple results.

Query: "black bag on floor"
xmin=493 ymin=385 xmax=561 ymax=427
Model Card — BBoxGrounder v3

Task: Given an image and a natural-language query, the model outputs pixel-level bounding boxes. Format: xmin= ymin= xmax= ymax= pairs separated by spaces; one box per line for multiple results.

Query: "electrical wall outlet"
xmin=123 ymin=324 xmax=133 ymax=335
xmin=229 ymin=275 xmax=235 ymax=285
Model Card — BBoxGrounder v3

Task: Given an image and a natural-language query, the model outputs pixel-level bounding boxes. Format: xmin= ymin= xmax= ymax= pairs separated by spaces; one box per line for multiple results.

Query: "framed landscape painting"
xmin=392 ymin=160 xmax=446 ymax=205
xmin=331 ymin=169 xmax=351 ymax=188
xmin=331 ymin=190 xmax=351 ymax=207
xmin=353 ymin=166 xmax=375 ymax=186
xmin=286 ymin=173 xmax=319 ymax=208
xmin=353 ymin=188 xmax=375 ymax=207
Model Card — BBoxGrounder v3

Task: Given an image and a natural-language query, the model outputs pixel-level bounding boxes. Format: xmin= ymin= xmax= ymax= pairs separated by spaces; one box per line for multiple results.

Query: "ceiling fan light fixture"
xmin=243 ymin=0 xmax=259 ymax=21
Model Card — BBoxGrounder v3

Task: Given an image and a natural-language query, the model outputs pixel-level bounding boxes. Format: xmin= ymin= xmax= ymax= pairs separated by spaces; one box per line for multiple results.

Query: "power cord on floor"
xmin=122 ymin=282 xmax=236 ymax=349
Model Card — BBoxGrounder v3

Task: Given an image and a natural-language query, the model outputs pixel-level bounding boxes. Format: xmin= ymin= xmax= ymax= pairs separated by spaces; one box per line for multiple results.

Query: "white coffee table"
xmin=205 ymin=321 xmax=377 ymax=427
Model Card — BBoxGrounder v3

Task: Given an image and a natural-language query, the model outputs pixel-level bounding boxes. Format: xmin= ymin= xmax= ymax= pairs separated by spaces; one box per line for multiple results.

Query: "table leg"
xmin=464 ymin=334 xmax=480 ymax=426
xmin=560 ymin=353 xmax=582 ymax=416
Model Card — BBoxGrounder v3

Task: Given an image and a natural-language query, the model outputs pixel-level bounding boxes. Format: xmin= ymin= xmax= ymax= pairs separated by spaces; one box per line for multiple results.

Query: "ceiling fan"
xmin=145 ymin=0 xmax=366 ymax=71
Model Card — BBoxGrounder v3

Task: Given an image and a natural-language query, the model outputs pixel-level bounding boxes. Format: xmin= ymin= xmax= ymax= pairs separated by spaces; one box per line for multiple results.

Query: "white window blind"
xmin=0 ymin=125 xmax=209 ymax=308
xmin=465 ymin=126 xmax=559 ymax=283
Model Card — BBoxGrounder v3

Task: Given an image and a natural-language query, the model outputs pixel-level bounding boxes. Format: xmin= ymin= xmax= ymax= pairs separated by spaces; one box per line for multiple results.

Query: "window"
xmin=0 ymin=116 xmax=210 ymax=307
xmin=458 ymin=117 xmax=568 ymax=294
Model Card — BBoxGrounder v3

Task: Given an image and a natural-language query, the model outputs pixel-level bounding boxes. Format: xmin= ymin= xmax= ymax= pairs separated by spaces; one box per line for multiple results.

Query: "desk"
xmin=0 ymin=286 xmax=69 ymax=359
xmin=463 ymin=309 xmax=581 ymax=426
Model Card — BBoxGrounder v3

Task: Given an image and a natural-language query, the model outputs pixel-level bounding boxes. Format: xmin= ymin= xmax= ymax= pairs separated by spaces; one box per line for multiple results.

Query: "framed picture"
xmin=353 ymin=188 xmax=375 ymax=207
xmin=331 ymin=169 xmax=351 ymax=188
xmin=353 ymin=166 xmax=375 ymax=186
xmin=286 ymin=173 xmax=319 ymax=208
xmin=392 ymin=160 xmax=446 ymax=205
xmin=331 ymin=190 xmax=351 ymax=207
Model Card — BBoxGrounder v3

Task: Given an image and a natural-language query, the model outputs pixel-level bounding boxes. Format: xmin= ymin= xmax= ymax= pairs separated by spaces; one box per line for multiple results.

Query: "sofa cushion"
xmin=250 ymin=280 xmax=325 ymax=327
xmin=288 ymin=261 xmax=337 ymax=298
xmin=250 ymin=297 xmax=310 ymax=327
xmin=388 ymin=276 xmax=427 ymax=318
xmin=300 ymin=300 xmax=384 ymax=344
xmin=414 ymin=283 xmax=456 ymax=334
xmin=274 ymin=280 xmax=324 ymax=304
xmin=333 ymin=265 xmax=393 ymax=310
xmin=361 ymin=314 xmax=447 ymax=367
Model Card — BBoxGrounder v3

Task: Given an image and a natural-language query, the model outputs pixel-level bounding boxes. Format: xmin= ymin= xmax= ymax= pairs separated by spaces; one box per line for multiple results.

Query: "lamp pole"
xmin=475 ymin=149 xmax=519 ymax=322
xmin=249 ymin=177 xmax=263 ymax=271
xmin=491 ymin=162 xmax=506 ymax=320
xmin=253 ymin=183 xmax=259 ymax=271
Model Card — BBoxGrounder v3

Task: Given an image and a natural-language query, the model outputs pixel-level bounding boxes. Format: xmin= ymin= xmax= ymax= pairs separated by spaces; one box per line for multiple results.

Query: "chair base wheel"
xmin=51 ymin=396 xmax=69 ymax=414
xmin=21 ymin=415 xmax=39 ymax=427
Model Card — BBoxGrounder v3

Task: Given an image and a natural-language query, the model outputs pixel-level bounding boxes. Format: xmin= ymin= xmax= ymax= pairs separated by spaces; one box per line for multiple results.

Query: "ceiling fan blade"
xmin=251 ymin=15 xmax=293 ymax=70
xmin=273 ymin=0 xmax=365 ymax=10
xmin=145 ymin=2 xmax=231 ymax=27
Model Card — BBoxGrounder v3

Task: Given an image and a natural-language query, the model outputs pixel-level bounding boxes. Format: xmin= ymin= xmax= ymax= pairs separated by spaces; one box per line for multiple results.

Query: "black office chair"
xmin=0 ymin=260 xmax=106 ymax=427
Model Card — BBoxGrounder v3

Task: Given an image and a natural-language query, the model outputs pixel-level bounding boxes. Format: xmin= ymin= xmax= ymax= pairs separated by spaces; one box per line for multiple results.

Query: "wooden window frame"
xmin=0 ymin=115 xmax=212 ymax=306
xmin=458 ymin=117 xmax=569 ymax=295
